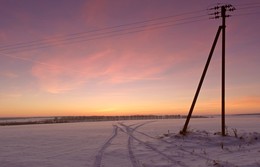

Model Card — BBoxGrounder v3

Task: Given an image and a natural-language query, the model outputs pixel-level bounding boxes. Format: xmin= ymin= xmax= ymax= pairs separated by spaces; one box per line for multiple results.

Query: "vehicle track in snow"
xmin=130 ymin=127 xmax=212 ymax=161
xmin=118 ymin=123 xmax=188 ymax=167
xmin=126 ymin=127 xmax=140 ymax=167
xmin=93 ymin=121 xmax=218 ymax=167
xmin=93 ymin=121 xmax=152 ymax=167
xmin=118 ymin=122 xmax=152 ymax=167
xmin=93 ymin=125 xmax=118 ymax=167
xmin=122 ymin=123 xmax=240 ymax=166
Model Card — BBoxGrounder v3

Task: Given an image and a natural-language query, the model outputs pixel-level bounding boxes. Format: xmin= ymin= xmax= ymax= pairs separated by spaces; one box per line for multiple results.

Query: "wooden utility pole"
xmin=180 ymin=26 xmax=222 ymax=135
xmin=180 ymin=4 xmax=235 ymax=136
xmin=221 ymin=6 xmax=226 ymax=136
xmin=219 ymin=4 xmax=235 ymax=136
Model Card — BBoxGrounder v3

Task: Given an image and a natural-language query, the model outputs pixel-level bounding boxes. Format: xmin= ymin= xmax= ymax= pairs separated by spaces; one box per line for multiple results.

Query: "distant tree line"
xmin=0 ymin=115 xmax=207 ymax=126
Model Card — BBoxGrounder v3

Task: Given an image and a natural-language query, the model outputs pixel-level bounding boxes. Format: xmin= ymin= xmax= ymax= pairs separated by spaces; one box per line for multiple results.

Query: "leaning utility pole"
xmin=180 ymin=4 xmax=235 ymax=136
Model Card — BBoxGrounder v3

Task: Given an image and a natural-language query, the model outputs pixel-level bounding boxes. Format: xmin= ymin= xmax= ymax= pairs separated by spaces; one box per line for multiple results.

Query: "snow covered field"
xmin=0 ymin=115 xmax=259 ymax=167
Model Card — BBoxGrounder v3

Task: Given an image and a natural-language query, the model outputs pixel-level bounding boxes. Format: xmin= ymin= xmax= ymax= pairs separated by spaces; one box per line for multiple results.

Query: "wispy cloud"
xmin=31 ymin=45 xmax=180 ymax=94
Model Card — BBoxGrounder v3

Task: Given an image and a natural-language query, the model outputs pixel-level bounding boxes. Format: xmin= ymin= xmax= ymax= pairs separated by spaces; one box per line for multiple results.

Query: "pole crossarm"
xmin=209 ymin=4 xmax=236 ymax=19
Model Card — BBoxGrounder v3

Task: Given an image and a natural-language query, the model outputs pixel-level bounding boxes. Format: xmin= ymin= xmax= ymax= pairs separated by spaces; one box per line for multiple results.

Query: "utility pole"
xmin=217 ymin=4 xmax=235 ymax=136
xmin=180 ymin=26 xmax=222 ymax=135
xmin=180 ymin=4 xmax=235 ymax=136
xmin=221 ymin=6 xmax=226 ymax=136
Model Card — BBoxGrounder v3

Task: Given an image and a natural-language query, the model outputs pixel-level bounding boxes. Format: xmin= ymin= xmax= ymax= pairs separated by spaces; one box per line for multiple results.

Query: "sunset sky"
xmin=0 ymin=0 xmax=259 ymax=117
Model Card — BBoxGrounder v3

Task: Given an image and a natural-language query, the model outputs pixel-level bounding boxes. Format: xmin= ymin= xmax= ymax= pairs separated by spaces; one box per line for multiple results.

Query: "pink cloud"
xmin=30 ymin=13 xmax=213 ymax=94
xmin=103 ymin=50 xmax=176 ymax=83
xmin=22 ymin=21 xmax=218 ymax=95
xmin=31 ymin=45 xmax=181 ymax=93
xmin=31 ymin=50 xmax=111 ymax=93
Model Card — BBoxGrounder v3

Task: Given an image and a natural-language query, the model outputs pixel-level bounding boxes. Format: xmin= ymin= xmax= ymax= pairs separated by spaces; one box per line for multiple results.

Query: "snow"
xmin=0 ymin=115 xmax=259 ymax=167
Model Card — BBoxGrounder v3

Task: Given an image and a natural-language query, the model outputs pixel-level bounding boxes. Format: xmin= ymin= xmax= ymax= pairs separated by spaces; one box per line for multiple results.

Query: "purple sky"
xmin=0 ymin=0 xmax=259 ymax=117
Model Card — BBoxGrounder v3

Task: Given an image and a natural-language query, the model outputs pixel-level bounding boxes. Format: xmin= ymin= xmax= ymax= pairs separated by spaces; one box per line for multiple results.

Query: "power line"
xmin=0 ymin=2 xmax=258 ymax=64
xmin=207 ymin=4 xmax=260 ymax=18
xmin=1 ymin=2 xmax=258 ymax=54
xmin=233 ymin=4 xmax=260 ymax=17
xmin=236 ymin=5 xmax=260 ymax=10
xmin=0 ymin=15 xmax=207 ymax=51
xmin=234 ymin=2 xmax=260 ymax=7
xmin=0 ymin=52 xmax=87 ymax=75
xmin=210 ymin=2 xmax=260 ymax=8
xmin=0 ymin=8 xmax=208 ymax=75
xmin=232 ymin=12 xmax=260 ymax=17
xmin=0 ymin=15 xmax=207 ymax=50
xmin=0 ymin=9 xmax=206 ymax=49
xmin=0 ymin=15 xmax=208 ymax=54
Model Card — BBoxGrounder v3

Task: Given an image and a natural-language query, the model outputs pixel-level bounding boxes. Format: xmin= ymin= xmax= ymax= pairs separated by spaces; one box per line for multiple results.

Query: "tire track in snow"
xmin=118 ymin=122 xmax=153 ymax=167
xmin=119 ymin=123 xmax=188 ymax=167
xmin=93 ymin=122 xmax=151 ymax=167
xmin=132 ymin=127 xmax=214 ymax=163
xmin=127 ymin=131 xmax=140 ymax=167
xmin=132 ymin=129 xmax=212 ymax=162
xmin=126 ymin=124 xmax=146 ymax=167
xmin=93 ymin=125 xmax=118 ymax=167
xmin=123 ymin=123 xmax=213 ymax=162
xmin=127 ymin=126 xmax=230 ymax=165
